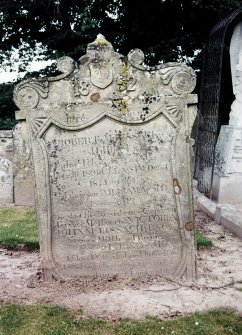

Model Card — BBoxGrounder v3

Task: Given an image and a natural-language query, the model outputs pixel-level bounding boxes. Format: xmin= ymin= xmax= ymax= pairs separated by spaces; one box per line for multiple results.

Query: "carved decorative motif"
xmin=57 ymin=56 xmax=75 ymax=74
xmin=90 ymin=64 xmax=113 ymax=89
xmin=14 ymin=56 xmax=76 ymax=109
xmin=13 ymin=80 xmax=49 ymax=109
xmin=128 ymin=49 xmax=145 ymax=66
xmin=166 ymin=105 xmax=183 ymax=122
xmin=87 ymin=34 xmax=114 ymax=89
xmin=29 ymin=117 xmax=47 ymax=135
xmin=171 ymin=71 xmax=196 ymax=95
xmin=48 ymin=56 xmax=76 ymax=82
xmin=159 ymin=66 xmax=196 ymax=95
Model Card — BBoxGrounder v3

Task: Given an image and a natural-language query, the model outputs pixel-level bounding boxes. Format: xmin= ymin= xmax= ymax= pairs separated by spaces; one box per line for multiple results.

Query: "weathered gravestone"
xmin=0 ymin=131 xmax=13 ymax=205
xmin=13 ymin=34 xmax=197 ymax=280
xmin=212 ymin=22 xmax=242 ymax=206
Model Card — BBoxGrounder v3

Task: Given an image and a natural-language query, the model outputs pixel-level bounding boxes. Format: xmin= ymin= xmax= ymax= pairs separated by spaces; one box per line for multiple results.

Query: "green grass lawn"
xmin=0 ymin=305 xmax=241 ymax=335
xmin=0 ymin=208 xmax=212 ymax=250
xmin=0 ymin=208 xmax=39 ymax=250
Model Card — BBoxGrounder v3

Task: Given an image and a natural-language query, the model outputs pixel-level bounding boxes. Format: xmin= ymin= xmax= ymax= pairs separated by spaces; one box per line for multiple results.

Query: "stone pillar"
xmin=0 ymin=130 xmax=13 ymax=205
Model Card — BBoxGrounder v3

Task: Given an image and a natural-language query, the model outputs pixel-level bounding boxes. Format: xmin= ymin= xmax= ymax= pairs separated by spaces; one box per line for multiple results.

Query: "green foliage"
xmin=0 ymin=0 xmax=241 ymax=70
xmin=0 ymin=118 xmax=16 ymax=129
xmin=0 ymin=0 xmax=241 ymax=124
xmin=0 ymin=208 xmax=39 ymax=250
xmin=0 ymin=0 xmax=99 ymax=70
xmin=196 ymin=229 xmax=213 ymax=248
xmin=0 ymin=82 xmax=17 ymax=128
xmin=0 ymin=305 xmax=242 ymax=335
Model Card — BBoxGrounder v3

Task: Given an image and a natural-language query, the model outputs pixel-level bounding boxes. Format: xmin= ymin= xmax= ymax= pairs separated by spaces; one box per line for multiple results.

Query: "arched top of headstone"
xmin=13 ymin=34 xmax=196 ymax=126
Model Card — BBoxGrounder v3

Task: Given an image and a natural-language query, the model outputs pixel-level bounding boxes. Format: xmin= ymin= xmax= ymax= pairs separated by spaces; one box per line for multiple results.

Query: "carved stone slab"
xmin=0 ymin=131 xmax=13 ymax=204
xmin=14 ymin=34 xmax=197 ymax=280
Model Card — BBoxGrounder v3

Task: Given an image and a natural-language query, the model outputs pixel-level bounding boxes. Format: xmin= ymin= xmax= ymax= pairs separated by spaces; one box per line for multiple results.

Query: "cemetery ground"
xmin=0 ymin=207 xmax=242 ymax=334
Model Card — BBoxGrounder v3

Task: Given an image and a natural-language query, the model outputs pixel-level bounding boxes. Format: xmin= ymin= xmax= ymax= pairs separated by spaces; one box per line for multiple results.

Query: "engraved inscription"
xmin=229 ymin=130 xmax=242 ymax=172
xmin=232 ymin=133 xmax=242 ymax=163
xmin=43 ymin=116 xmax=183 ymax=277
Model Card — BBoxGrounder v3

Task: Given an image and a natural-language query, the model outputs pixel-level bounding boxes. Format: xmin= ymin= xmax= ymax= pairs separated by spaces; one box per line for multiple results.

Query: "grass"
xmin=0 ymin=305 xmax=242 ymax=335
xmin=0 ymin=208 xmax=212 ymax=250
xmin=196 ymin=229 xmax=213 ymax=248
xmin=0 ymin=208 xmax=39 ymax=250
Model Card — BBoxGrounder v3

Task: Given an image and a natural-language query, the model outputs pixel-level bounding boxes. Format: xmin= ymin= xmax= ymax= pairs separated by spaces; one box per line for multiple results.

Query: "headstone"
xmin=13 ymin=121 xmax=35 ymax=206
xmin=0 ymin=131 xmax=13 ymax=204
xmin=213 ymin=22 xmax=242 ymax=207
xmin=14 ymin=34 xmax=197 ymax=280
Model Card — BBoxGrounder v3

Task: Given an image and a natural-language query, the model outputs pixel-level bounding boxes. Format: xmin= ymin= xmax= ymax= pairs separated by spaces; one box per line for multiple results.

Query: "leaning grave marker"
xmin=14 ymin=34 xmax=197 ymax=280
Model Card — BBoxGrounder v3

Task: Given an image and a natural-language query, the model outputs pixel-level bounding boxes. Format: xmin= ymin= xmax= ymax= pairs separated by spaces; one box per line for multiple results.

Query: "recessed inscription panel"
xmin=43 ymin=116 xmax=183 ymax=278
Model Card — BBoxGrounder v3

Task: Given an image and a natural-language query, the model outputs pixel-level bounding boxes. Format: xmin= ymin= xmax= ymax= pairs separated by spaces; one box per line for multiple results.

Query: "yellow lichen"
xmin=120 ymin=98 xmax=128 ymax=113
xmin=95 ymin=38 xmax=108 ymax=45
xmin=117 ymin=64 xmax=129 ymax=92
xmin=90 ymin=34 xmax=111 ymax=46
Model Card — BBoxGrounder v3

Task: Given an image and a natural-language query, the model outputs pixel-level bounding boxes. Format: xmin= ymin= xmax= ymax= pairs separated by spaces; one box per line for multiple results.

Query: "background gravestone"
xmin=212 ymin=22 xmax=242 ymax=206
xmin=14 ymin=34 xmax=197 ymax=281
xmin=0 ymin=130 xmax=13 ymax=204
xmin=13 ymin=121 xmax=35 ymax=207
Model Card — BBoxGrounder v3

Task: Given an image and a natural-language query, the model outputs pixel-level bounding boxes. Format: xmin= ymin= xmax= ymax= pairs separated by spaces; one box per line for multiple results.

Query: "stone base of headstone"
xmin=212 ymin=125 xmax=242 ymax=206
xmin=213 ymin=173 xmax=242 ymax=205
